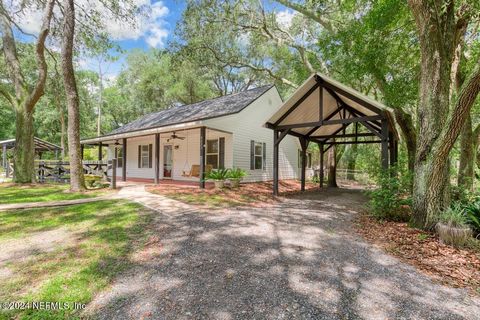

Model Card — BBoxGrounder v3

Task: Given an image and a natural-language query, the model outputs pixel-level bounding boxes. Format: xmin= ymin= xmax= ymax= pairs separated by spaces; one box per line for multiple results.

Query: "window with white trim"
xmin=254 ymin=142 xmax=263 ymax=170
xmin=206 ymin=139 xmax=219 ymax=169
xmin=140 ymin=145 xmax=150 ymax=168
xmin=116 ymin=147 xmax=123 ymax=168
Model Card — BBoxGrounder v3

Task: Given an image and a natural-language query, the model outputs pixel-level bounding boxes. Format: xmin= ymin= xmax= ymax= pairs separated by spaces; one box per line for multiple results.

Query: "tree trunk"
xmin=457 ymin=113 xmax=474 ymax=190
xmin=408 ymin=0 xmax=480 ymax=229
xmin=346 ymin=143 xmax=357 ymax=180
xmin=61 ymin=0 xmax=85 ymax=192
xmin=97 ymin=62 xmax=103 ymax=136
xmin=327 ymin=146 xmax=337 ymax=188
xmin=59 ymin=106 xmax=66 ymax=159
xmin=408 ymin=0 xmax=454 ymax=228
xmin=13 ymin=108 xmax=35 ymax=183
xmin=392 ymin=108 xmax=416 ymax=172
xmin=55 ymin=95 xmax=66 ymax=159
xmin=0 ymin=0 xmax=54 ymax=183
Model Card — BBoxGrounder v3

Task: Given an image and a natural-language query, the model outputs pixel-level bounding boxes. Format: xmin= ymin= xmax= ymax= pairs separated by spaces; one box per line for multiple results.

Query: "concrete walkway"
xmin=0 ymin=195 xmax=114 ymax=211
xmin=116 ymin=184 xmax=197 ymax=216
xmin=0 ymin=184 xmax=191 ymax=213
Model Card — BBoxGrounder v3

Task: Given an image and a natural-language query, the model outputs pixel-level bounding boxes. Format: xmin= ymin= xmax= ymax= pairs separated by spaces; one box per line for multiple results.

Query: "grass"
xmin=0 ymin=183 xmax=108 ymax=205
xmin=0 ymin=200 xmax=152 ymax=319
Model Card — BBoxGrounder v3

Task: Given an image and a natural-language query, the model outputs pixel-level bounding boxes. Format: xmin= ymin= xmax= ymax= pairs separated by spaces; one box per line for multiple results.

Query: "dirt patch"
xmin=146 ymin=180 xmax=323 ymax=209
xmin=0 ymin=228 xmax=78 ymax=265
xmin=355 ymin=214 xmax=480 ymax=293
xmin=130 ymin=235 xmax=164 ymax=263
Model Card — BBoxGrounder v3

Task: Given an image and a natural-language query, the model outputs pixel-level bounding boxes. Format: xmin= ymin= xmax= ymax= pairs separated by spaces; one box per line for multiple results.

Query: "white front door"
xmin=163 ymin=144 xmax=173 ymax=179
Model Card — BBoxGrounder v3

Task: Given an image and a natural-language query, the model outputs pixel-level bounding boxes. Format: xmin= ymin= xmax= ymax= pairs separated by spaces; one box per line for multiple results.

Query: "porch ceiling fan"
xmin=167 ymin=131 xmax=185 ymax=142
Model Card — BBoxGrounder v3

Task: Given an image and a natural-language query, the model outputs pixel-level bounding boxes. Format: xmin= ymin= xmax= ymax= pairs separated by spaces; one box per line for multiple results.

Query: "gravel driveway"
xmin=86 ymin=188 xmax=480 ymax=319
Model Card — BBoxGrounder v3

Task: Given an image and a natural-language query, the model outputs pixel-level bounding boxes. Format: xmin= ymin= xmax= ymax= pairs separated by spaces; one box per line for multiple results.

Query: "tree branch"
xmin=274 ymin=0 xmax=335 ymax=32
xmin=200 ymin=44 xmax=298 ymax=88
xmin=25 ymin=0 xmax=55 ymax=113
xmin=0 ymin=6 xmax=26 ymax=102
xmin=438 ymin=57 xmax=480 ymax=158
xmin=0 ymin=83 xmax=14 ymax=106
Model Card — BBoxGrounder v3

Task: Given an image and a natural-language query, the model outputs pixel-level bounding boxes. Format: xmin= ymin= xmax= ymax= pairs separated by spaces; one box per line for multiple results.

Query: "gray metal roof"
xmin=109 ymin=85 xmax=274 ymax=135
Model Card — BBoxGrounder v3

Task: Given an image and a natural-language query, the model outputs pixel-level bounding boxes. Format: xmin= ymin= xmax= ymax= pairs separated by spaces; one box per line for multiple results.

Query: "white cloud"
xmin=276 ymin=9 xmax=295 ymax=28
xmin=10 ymin=0 xmax=170 ymax=48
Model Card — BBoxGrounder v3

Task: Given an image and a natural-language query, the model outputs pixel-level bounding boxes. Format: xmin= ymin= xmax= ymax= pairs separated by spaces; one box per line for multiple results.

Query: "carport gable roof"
xmin=266 ymin=73 xmax=397 ymax=142
xmin=109 ymin=85 xmax=274 ymax=136
xmin=0 ymin=137 xmax=62 ymax=152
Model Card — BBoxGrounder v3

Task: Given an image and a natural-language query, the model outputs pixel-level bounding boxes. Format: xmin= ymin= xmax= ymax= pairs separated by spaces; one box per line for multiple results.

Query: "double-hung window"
xmin=250 ymin=140 xmax=265 ymax=170
xmin=116 ymin=147 xmax=123 ymax=168
xmin=138 ymin=144 xmax=152 ymax=168
xmin=206 ymin=139 xmax=219 ymax=169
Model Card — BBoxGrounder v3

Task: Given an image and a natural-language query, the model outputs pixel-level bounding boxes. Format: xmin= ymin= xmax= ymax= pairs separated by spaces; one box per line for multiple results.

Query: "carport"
xmin=266 ymin=73 xmax=398 ymax=195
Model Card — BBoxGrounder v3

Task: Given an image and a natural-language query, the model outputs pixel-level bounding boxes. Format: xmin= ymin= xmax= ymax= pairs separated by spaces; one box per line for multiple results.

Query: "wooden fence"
xmin=36 ymin=160 xmax=115 ymax=185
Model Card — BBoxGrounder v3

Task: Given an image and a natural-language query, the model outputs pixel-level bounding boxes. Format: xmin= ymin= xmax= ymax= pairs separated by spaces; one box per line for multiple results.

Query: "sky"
xmin=78 ymin=0 xmax=187 ymax=82
xmin=10 ymin=0 xmax=293 ymax=83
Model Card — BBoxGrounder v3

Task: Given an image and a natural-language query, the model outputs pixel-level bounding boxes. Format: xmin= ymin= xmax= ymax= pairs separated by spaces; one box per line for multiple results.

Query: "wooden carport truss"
xmin=266 ymin=73 xmax=398 ymax=195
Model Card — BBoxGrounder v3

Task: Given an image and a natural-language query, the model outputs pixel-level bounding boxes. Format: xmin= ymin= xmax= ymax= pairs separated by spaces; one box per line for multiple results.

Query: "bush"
xmin=463 ymin=198 xmax=480 ymax=236
xmin=436 ymin=204 xmax=472 ymax=247
xmin=227 ymin=168 xmax=247 ymax=180
xmin=310 ymin=175 xmax=320 ymax=184
xmin=205 ymin=168 xmax=230 ymax=181
xmin=367 ymin=168 xmax=411 ymax=221
xmin=437 ymin=204 xmax=469 ymax=228
xmin=84 ymin=174 xmax=102 ymax=188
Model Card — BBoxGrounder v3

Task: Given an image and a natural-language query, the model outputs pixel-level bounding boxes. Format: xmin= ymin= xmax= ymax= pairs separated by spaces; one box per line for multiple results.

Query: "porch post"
xmin=81 ymin=144 xmax=84 ymax=160
xmin=111 ymin=159 xmax=117 ymax=189
xmin=381 ymin=119 xmax=389 ymax=170
xmin=122 ymin=138 xmax=127 ymax=181
xmin=154 ymin=133 xmax=160 ymax=184
xmin=199 ymin=127 xmax=206 ymax=188
xmin=319 ymin=142 xmax=324 ymax=188
xmin=98 ymin=142 xmax=103 ymax=161
xmin=273 ymin=129 xmax=279 ymax=196
xmin=300 ymin=137 xmax=308 ymax=192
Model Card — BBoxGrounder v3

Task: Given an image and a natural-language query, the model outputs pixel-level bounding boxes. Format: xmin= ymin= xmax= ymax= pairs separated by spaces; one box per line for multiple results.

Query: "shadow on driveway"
xmin=86 ymin=188 xmax=480 ymax=320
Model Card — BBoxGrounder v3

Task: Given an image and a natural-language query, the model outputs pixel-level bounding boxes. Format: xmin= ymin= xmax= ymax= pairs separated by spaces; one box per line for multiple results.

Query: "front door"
xmin=163 ymin=144 xmax=173 ymax=178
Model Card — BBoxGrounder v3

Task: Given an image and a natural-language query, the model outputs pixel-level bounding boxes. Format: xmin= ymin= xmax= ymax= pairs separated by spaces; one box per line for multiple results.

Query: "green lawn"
xmin=0 ymin=184 xmax=108 ymax=205
xmin=0 ymin=200 xmax=152 ymax=320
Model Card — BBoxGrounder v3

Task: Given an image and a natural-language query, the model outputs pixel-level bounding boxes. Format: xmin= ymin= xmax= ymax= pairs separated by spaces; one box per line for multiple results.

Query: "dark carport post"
xmin=381 ymin=119 xmax=389 ymax=170
xmin=318 ymin=142 xmax=324 ymax=188
xmin=199 ymin=127 xmax=206 ymax=188
xmin=299 ymin=136 xmax=308 ymax=191
xmin=122 ymin=138 xmax=127 ymax=181
xmin=273 ymin=129 xmax=279 ymax=196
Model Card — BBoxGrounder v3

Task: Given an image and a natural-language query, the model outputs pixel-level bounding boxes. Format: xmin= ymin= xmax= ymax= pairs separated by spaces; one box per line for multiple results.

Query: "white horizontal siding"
xmin=204 ymin=87 xmax=300 ymax=182
xmin=106 ymin=129 xmax=233 ymax=181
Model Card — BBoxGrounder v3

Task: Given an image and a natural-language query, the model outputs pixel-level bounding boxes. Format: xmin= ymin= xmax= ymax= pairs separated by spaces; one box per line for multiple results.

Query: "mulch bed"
xmin=355 ymin=214 xmax=480 ymax=294
xmin=146 ymin=180 xmax=319 ymax=208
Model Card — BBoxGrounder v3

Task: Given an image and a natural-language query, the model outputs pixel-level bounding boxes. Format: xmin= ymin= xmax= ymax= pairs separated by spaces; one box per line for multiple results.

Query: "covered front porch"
xmin=80 ymin=125 xmax=232 ymax=188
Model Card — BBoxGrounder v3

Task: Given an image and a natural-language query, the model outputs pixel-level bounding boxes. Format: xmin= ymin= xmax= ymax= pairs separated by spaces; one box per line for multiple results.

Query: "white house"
xmin=80 ymin=85 xmax=314 ymax=186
